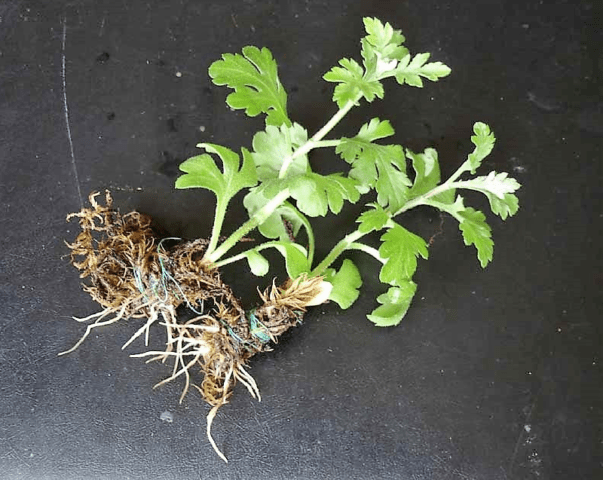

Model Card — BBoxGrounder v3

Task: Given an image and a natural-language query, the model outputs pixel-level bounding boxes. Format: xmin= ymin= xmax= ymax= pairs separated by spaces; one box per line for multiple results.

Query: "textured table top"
xmin=1 ymin=1 xmax=601 ymax=479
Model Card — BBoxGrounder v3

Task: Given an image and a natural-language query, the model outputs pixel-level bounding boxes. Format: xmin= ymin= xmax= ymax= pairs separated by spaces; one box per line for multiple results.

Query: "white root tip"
xmin=207 ymin=405 xmax=228 ymax=463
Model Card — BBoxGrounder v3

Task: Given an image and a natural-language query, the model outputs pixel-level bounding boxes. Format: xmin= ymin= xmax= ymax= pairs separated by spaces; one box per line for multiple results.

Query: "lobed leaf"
xmin=407 ymin=147 xmax=442 ymax=199
xmin=288 ymin=173 xmax=362 ymax=217
xmin=324 ymin=259 xmax=363 ymax=309
xmin=466 ymin=122 xmax=496 ymax=173
xmin=251 ymin=123 xmax=309 ymax=181
xmin=209 ymin=46 xmax=290 ymax=127
xmin=458 ymin=207 xmax=494 ymax=268
xmin=394 ymin=52 xmax=451 ymax=88
xmin=175 ymin=144 xmax=257 ymax=204
xmin=378 ymin=223 xmax=429 ymax=286
xmin=337 ymin=120 xmax=410 ymax=211
xmin=362 ymin=17 xmax=408 ymax=61
xmin=356 ymin=203 xmax=391 ymax=234
xmin=367 ymin=282 xmax=417 ymax=327
xmin=323 ymin=58 xmax=384 ymax=108
xmin=454 ymin=171 xmax=521 ymax=219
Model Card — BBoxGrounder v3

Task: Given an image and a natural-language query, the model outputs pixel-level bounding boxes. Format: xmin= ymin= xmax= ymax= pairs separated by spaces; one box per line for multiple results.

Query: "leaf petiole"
xmin=205 ymin=197 xmax=229 ymax=257
xmin=310 ymin=229 xmax=367 ymax=276
xmin=347 ymin=242 xmax=385 ymax=263
xmin=278 ymin=96 xmax=360 ymax=179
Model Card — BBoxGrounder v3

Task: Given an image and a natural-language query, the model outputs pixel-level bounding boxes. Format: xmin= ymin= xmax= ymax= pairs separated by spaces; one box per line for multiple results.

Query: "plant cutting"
xmin=62 ymin=17 xmax=521 ymax=462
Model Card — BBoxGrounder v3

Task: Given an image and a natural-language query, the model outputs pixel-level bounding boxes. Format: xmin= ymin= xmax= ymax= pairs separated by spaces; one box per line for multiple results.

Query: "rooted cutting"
xmin=62 ymin=18 xmax=521 ymax=462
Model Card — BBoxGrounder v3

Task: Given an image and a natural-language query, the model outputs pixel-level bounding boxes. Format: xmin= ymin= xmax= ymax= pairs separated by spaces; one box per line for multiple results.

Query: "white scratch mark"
xmin=61 ymin=16 xmax=83 ymax=208
xmin=508 ymin=393 xmax=539 ymax=476
xmin=99 ymin=14 xmax=106 ymax=37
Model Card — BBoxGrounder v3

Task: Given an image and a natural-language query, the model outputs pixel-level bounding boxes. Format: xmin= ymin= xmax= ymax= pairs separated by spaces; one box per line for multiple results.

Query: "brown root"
xmin=64 ymin=191 xmax=329 ymax=461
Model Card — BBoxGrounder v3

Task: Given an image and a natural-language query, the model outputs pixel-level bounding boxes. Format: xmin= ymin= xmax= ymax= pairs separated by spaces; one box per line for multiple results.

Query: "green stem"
xmin=205 ymin=198 xmax=228 ymax=256
xmin=446 ymin=160 xmax=470 ymax=184
xmin=278 ymin=95 xmax=361 ymax=179
xmin=347 ymin=242 xmax=384 ymax=263
xmin=213 ymin=241 xmax=274 ymax=268
xmin=206 ymin=189 xmax=291 ymax=263
xmin=312 ymin=139 xmax=342 ymax=149
xmin=394 ymin=183 xmax=452 ymax=215
xmin=393 ymin=160 xmax=471 ymax=216
xmin=311 ymin=229 xmax=366 ymax=276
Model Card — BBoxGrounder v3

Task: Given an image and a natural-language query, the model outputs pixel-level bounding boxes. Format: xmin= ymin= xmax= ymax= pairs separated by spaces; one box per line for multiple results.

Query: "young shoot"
xmin=175 ymin=17 xmax=521 ymax=326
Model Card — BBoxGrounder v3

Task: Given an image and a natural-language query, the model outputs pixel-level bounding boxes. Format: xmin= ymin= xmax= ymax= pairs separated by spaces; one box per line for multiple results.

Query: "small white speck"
xmin=524 ymin=424 xmax=532 ymax=433
xmin=528 ymin=371 xmax=532 ymax=375
xmin=500 ymin=96 xmax=504 ymax=100
xmin=160 ymin=411 xmax=174 ymax=423
xmin=199 ymin=125 xmax=206 ymax=132
xmin=175 ymin=71 xmax=182 ymax=77
xmin=522 ymin=23 xmax=530 ymax=29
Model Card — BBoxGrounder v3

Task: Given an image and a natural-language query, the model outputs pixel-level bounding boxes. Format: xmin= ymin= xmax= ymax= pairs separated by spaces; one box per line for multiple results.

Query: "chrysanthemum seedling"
xmin=64 ymin=17 xmax=520 ymax=462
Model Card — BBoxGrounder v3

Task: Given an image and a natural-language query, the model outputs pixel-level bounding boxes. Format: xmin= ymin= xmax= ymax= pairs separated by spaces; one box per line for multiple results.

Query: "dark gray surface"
xmin=1 ymin=0 xmax=601 ymax=478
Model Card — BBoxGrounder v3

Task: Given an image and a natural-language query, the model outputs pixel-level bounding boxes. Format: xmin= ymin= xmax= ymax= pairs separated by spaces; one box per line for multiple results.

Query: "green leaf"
xmin=394 ymin=53 xmax=451 ymax=88
xmin=458 ymin=208 xmax=493 ymax=268
xmin=336 ymin=118 xmax=394 ymax=164
xmin=367 ymin=282 xmax=417 ymax=327
xmin=337 ymin=127 xmax=410 ymax=211
xmin=454 ymin=171 xmax=521 ymax=219
xmin=356 ymin=203 xmax=391 ymax=234
xmin=378 ymin=223 xmax=428 ymax=286
xmin=486 ymin=193 xmax=520 ymax=220
xmin=323 ymin=58 xmax=384 ymax=108
xmin=269 ymin=241 xmax=310 ymax=278
xmin=208 ymin=46 xmax=290 ymax=127
xmin=362 ymin=17 xmax=408 ymax=61
xmin=251 ymin=123 xmax=309 ymax=181
xmin=287 ymin=173 xmax=362 ymax=217
xmin=243 ymin=241 xmax=309 ymax=278
xmin=175 ymin=144 xmax=257 ymax=203
xmin=407 ymin=147 xmax=442 ymax=198
xmin=245 ymin=250 xmax=270 ymax=276
xmin=324 ymin=259 xmax=363 ymax=309
xmin=243 ymin=191 xmax=303 ymax=240
xmin=466 ymin=122 xmax=496 ymax=173
xmin=424 ymin=194 xmax=467 ymax=218
xmin=356 ymin=117 xmax=395 ymax=142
